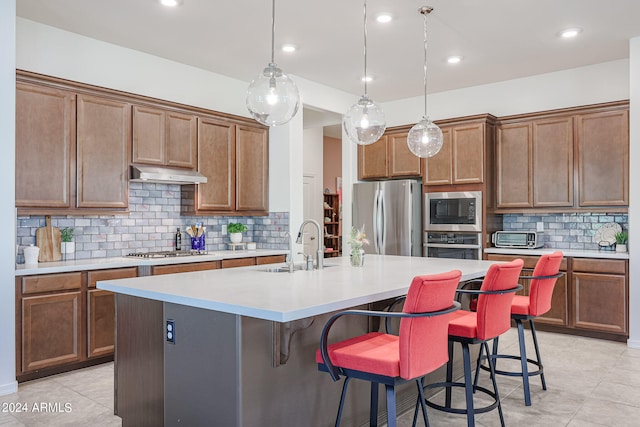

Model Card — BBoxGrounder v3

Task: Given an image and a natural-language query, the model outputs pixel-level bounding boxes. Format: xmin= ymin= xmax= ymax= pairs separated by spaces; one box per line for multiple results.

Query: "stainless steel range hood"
xmin=130 ymin=165 xmax=207 ymax=185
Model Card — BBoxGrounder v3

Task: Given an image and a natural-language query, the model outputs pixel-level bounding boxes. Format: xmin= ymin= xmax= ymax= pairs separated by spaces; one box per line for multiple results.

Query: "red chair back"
xmin=476 ymin=259 xmax=524 ymax=340
xmin=399 ymin=270 xmax=462 ymax=379
xmin=528 ymin=251 xmax=563 ymax=316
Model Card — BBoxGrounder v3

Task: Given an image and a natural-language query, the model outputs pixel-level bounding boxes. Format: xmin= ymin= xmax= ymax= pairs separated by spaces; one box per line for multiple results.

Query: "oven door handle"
xmin=423 ymin=243 xmax=482 ymax=249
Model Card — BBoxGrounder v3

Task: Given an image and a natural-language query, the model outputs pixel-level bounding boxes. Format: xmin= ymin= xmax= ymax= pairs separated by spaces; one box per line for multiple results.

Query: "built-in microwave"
xmin=424 ymin=191 xmax=482 ymax=232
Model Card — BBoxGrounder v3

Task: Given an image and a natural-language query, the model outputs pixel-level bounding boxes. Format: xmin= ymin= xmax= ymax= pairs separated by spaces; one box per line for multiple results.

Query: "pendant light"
xmin=343 ymin=0 xmax=387 ymax=146
xmin=246 ymin=0 xmax=300 ymax=127
xmin=407 ymin=6 xmax=443 ymax=158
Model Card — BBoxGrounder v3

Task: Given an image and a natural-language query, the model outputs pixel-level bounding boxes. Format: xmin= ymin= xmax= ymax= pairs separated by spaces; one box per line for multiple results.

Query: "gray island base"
xmin=99 ymin=255 xmax=498 ymax=426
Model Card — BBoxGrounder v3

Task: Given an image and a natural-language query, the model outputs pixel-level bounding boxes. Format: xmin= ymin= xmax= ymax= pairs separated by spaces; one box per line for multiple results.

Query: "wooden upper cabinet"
xmin=425 ymin=122 xmax=485 ymax=186
xmin=236 ymin=125 xmax=269 ymax=212
xmin=15 ymin=83 xmax=75 ymax=208
xmin=423 ymin=128 xmax=452 ymax=185
xmin=532 ymin=117 xmax=574 ymax=207
xmin=576 ymin=109 xmax=629 ymax=207
xmin=388 ymin=133 xmax=421 ymax=177
xmin=358 ymin=136 xmax=388 ymax=179
xmin=496 ymin=123 xmax=532 ymax=208
xmin=358 ymin=132 xmax=420 ymax=180
xmin=132 ymin=105 xmax=197 ymax=169
xmin=76 ymin=94 xmax=130 ymax=209
xmin=195 ymin=117 xmax=236 ymax=212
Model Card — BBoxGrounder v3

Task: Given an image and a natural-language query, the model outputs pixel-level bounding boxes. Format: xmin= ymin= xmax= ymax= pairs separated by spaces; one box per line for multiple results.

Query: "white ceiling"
xmin=16 ymin=0 xmax=640 ymax=132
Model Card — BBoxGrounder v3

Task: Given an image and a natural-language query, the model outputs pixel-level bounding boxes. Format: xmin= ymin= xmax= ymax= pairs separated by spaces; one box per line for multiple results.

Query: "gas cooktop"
xmin=126 ymin=250 xmax=208 ymax=258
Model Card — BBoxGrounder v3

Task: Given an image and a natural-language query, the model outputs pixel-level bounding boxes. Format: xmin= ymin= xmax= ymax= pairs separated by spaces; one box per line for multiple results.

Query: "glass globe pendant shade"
xmin=246 ymin=63 xmax=300 ymax=127
xmin=407 ymin=116 xmax=444 ymax=158
xmin=343 ymin=95 xmax=387 ymax=145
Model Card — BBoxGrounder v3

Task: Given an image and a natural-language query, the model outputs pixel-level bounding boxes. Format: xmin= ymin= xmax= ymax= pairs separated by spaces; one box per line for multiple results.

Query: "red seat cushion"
xmin=511 ymin=295 xmax=531 ymax=316
xmin=316 ymin=332 xmax=400 ymax=377
xmin=447 ymin=310 xmax=477 ymax=338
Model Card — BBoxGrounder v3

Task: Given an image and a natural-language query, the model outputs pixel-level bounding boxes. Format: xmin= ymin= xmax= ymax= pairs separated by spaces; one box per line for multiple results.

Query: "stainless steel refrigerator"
xmin=352 ymin=180 xmax=422 ymax=256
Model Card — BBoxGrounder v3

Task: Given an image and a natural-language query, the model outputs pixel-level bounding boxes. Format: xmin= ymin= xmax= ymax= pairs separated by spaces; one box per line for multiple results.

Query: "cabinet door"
xmin=572 ymin=272 xmax=627 ymax=334
xmin=197 ymin=118 xmax=235 ymax=211
xmin=166 ymin=111 xmax=197 ymax=169
xmin=76 ymin=94 xmax=130 ymax=209
xmin=388 ymin=133 xmax=420 ymax=177
xmin=16 ymin=83 xmax=75 ymax=208
xmin=21 ymin=292 xmax=82 ymax=373
xmin=576 ymin=110 xmax=629 ymax=207
xmin=496 ymin=123 xmax=532 ymax=208
xmin=236 ymin=125 xmax=269 ymax=212
xmin=532 ymin=117 xmax=574 ymax=207
xmin=423 ymin=128 xmax=452 ymax=185
xmin=536 ymin=272 xmax=569 ymax=327
xmin=132 ymin=105 xmax=165 ymax=165
xmin=452 ymin=123 xmax=484 ymax=184
xmin=358 ymin=136 xmax=388 ymax=179
xmin=86 ymin=267 xmax=137 ymax=359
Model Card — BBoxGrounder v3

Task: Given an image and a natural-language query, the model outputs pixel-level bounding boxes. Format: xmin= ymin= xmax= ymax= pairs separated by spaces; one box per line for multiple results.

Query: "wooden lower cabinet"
xmin=151 ymin=261 xmax=221 ymax=275
xmin=486 ymin=254 xmax=627 ymax=340
xmin=21 ymin=291 xmax=82 ymax=373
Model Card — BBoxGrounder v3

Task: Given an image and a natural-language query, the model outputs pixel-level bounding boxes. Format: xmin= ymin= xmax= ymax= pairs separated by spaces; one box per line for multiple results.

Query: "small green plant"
xmin=615 ymin=231 xmax=628 ymax=245
xmin=61 ymin=227 xmax=74 ymax=242
xmin=227 ymin=223 xmax=248 ymax=233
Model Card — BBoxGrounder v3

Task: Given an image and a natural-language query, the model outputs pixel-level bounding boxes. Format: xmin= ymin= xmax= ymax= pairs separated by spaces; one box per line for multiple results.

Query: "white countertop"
xmin=484 ymin=247 xmax=629 ymax=260
xmin=97 ymin=255 xmax=498 ymax=322
xmin=15 ymin=249 xmax=288 ymax=276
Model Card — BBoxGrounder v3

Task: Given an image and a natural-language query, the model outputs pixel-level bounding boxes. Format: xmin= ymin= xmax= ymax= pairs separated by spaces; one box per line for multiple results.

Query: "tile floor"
xmin=0 ymin=328 xmax=638 ymax=426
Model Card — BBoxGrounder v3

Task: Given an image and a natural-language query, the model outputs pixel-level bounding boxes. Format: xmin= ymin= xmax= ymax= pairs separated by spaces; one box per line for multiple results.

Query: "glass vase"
xmin=350 ymin=249 xmax=364 ymax=267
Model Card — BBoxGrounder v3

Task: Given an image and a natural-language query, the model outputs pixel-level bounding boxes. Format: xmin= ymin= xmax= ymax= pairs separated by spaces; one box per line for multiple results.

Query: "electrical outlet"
xmin=166 ymin=319 xmax=176 ymax=344
xmin=222 ymin=224 xmax=227 ymax=235
xmin=536 ymin=222 xmax=544 ymax=232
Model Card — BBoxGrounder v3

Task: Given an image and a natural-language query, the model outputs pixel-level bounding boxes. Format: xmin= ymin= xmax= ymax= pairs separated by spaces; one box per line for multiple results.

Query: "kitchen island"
xmin=98 ymin=255 xmax=499 ymax=427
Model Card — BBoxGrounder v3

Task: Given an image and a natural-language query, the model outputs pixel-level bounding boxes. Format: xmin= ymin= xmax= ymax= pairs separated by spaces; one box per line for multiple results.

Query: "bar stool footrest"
xmin=479 ymin=353 xmax=544 ymax=378
xmin=424 ymin=381 xmax=499 ymax=415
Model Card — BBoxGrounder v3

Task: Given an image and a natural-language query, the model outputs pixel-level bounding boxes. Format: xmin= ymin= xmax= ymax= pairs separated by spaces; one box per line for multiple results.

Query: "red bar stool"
xmin=316 ymin=270 xmax=462 ymax=427
xmin=423 ymin=259 xmax=524 ymax=427
xmin=475 ymin=251 xmax=564 ymax=406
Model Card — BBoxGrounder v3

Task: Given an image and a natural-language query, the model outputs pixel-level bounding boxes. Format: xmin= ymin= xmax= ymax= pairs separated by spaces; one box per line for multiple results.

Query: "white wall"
xmin=384 ymin=59 xmax=630 ymax=126
xmin=628 ymin=38 xmax=640 ymax=348
xmin=0 ymin=0 xmax=17 ymax=396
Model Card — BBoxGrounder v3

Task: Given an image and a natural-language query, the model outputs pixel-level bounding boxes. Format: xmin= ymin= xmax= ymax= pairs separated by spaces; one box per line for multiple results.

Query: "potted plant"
xmin=228 ymin=223 xmax=248 ymax=244
xmin=348 ymin=225 xmax=370 ymax=267
xmin=615 ymin=231 xmax=628 ymax=253
xmin=61 ymin=227 xmax=75 ymax=255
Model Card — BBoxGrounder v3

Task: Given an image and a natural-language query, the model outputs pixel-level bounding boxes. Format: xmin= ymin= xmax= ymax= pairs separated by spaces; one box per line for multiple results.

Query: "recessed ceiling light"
xmin=160 ymin=0 xmax=182 ymax=6
xmin=376 ymin=14 xmax=392 ymax=23
xmin=559 ymin=28 xmax=582 ymax=38
xmin=361 ymin=76 xmax=373 ymax=83
xmin=282 ymin=44 xmax=296 ymax=53
xmin=447 ymin=56 xmax=462 ymax=64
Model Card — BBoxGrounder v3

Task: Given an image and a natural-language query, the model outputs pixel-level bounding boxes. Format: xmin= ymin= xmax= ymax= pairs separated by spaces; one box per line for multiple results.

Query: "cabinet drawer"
xmin=21 ymin=272 xmax=82 ymax=295
xmin=87 ymin=267 xmax=138 ymax=288
xmin=221 ymin=258 xmax=256 ymax=268
xmin=486 ymin=254 xmax=567 ymax=271
xmin=151 ymin=261 xmax=220 ymax=275
xmin=572 ymin=258 xmax=626 ymax=275
xmin=256 ymin=255 xmax=286 ymax=265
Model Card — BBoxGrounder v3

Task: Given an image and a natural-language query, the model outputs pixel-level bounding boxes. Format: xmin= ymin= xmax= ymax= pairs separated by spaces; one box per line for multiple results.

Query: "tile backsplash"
xmin=16 ymin=182 xmax=289 ymax=262
xmin=502 ymin=213 xmax=629 ymax=250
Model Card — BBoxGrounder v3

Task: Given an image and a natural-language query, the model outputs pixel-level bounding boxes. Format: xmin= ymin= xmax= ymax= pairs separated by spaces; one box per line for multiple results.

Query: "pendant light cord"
xmin=363 ymin=0 xmax=368 ymax=96
xmin=270 ymin=0 xmax=276 ymax=65
xmin=421 ymin=7 xmax=431 ymax=118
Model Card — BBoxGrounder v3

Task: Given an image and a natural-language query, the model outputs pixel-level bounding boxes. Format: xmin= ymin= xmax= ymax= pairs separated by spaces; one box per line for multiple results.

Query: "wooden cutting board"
xmin=36 ymin=216 xmax=62 ymax=262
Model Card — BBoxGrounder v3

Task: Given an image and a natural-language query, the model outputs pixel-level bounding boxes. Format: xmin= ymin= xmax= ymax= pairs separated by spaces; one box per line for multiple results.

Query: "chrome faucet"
xmin=284 ymin=231 xmax=295 ymax=273
xmin=295 ymin=219 xmax=324 ymax=270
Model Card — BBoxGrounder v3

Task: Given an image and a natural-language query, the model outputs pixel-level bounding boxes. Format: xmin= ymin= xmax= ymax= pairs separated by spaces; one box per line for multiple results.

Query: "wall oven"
xmin=423 ymin=231 xmax=482 ymax=260
xmin=425 ymin=191 xmax=482 ymax=232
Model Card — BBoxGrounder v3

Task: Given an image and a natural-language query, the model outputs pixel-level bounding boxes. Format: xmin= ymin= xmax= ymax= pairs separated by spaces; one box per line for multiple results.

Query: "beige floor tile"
xmin=570 ymin=397 xmax=640 ymax=427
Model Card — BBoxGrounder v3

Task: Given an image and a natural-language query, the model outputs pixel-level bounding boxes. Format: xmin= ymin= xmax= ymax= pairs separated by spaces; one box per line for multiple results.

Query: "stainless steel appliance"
xmin=126 ymin=250 xmax=208 ymax=258
xmin=424 ymin=231 xmax=482 ymax=259
xmin=425 ymin=191 xmax=482 ymax=232
xmin=492 ymin=231 xmax=544 ymax=249
xmin=352 ymin=180 xmax=422 ymax=256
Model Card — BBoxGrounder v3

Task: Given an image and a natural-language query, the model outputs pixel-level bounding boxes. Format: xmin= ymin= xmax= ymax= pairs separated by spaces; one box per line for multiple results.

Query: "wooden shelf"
xmin=323 ymin=193 xmax=341 ymax=257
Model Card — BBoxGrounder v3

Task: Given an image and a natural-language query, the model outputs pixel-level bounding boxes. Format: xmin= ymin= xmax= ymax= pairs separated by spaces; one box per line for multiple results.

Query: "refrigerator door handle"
xmin=379 ymin=188 xmax=385 ymax=254
xmin=372 ymin=186 xmax=381 ymax=254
